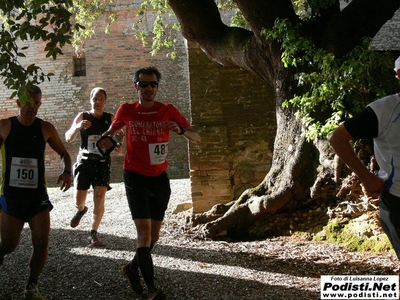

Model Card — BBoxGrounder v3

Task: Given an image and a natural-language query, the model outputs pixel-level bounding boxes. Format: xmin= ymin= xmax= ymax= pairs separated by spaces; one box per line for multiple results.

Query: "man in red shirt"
xmin=101 ymin=66 xmax=200 ymax=299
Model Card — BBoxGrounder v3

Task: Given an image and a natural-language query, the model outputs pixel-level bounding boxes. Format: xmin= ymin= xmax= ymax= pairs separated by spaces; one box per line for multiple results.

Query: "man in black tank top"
xmin=0 ymin=85 xmax=72 ymax=299
xmin=65 ymin=87 xmax=123 ymax=247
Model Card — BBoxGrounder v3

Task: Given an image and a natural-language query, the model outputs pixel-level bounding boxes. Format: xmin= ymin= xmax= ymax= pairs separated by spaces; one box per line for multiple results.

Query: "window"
xmin=73 ymin=56 xmax=86 ymax=76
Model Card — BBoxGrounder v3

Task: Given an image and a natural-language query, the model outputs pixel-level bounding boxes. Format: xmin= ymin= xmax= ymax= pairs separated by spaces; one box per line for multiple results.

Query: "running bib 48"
xmin=149 ymin=142 xmax=168 ymax=165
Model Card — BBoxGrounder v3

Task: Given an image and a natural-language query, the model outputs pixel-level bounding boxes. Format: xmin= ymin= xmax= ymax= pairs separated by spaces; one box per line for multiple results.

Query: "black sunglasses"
xmin=137 ymin=81 xmax=159 ymax=88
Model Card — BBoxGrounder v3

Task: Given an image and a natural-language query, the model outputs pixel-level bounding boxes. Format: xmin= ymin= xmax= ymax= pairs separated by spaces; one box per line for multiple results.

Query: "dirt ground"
xmin=0 ymin=179 xmax=399 ymax=300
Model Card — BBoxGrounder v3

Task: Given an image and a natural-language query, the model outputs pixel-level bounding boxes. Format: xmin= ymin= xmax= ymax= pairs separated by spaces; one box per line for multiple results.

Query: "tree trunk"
xmin=199 ymin=99 xmax=329 ymax=239
xmin=167 ymin=0 xmax=400 ymax=240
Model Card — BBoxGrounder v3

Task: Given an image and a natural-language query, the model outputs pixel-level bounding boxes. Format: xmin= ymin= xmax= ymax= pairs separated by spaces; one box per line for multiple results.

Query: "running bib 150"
xmin=9 ymin=157 xmax=38 ymax=188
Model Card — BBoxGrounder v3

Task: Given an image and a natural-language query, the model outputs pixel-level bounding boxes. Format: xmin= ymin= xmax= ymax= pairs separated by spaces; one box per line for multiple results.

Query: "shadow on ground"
xmin=1 ymin=224 xmax=396 ymax=300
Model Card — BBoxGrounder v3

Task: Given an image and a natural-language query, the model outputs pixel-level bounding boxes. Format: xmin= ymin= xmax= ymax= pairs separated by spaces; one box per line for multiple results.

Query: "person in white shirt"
xmin=329 ymin=57 xmax=400 ymax=259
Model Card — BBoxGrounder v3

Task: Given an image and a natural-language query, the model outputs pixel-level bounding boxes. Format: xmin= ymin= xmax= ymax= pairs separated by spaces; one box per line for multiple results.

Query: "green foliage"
xmin=0 ymin=0 xmax=395 ymax=124
xmin=216 ymin=1 xmax=248 ymax=29
xmin=292 ymin=0 xmax=343 ymax=20
xmin=263 ymin=19 xmax=396 ymax=141
xmin=70 ymin=0 xmax=114 ymax=50
xmin=0 ymin=0 xmax=177 ymax=105
xmin=0 ymin=0 xmax=82 ymax=105
xmin=133 ymin=0 xmax=180 ymax=59
xmin=0 ymin=0 xmax=116 ymax=106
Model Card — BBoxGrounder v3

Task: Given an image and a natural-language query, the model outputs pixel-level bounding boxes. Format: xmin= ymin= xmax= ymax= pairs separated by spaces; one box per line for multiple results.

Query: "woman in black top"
xmin=65 ymin=87 xmax=123 ymax=246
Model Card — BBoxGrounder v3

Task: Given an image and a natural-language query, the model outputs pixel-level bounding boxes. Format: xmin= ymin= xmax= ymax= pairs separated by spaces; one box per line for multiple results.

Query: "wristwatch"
xmin=178 ymin=125 xmax=186 ymax=135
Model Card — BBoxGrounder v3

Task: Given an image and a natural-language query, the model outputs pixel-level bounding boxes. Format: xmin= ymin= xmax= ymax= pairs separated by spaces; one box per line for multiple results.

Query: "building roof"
xmin=371 ymin=8 xmax=400 ymax=51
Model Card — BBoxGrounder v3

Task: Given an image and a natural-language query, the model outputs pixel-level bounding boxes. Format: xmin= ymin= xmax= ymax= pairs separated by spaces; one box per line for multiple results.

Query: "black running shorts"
xmin=123 ymin=170 xmax=171 ymax=221
xmin=73 ymin=158 xmax=111 ymax=190
xmin=0 ymin=193 xmax=53 ymax=222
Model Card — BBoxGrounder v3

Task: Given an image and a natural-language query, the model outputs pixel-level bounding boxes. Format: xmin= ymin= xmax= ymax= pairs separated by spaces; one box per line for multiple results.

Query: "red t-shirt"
xmin=111 ymin=101 xmax=191 ymax=176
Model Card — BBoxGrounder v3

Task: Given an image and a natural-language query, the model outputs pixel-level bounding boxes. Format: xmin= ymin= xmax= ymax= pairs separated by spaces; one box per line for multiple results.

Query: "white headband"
xmin=395 ymin=57 xmax=400 ymax=71
xmin=395 ymin=57 xmax=400 ymax=79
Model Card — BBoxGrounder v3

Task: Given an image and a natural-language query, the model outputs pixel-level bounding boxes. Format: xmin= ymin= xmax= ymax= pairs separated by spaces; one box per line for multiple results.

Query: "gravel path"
xmin=0 ymin=179 xmax=398 ymax=299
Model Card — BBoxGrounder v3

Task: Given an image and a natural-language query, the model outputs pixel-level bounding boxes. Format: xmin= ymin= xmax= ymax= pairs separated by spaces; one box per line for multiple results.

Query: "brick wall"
xmin=187 ymin=44 xmax=276 ymax=213
xmin=0 ymin=2 xmax=191 ymax=185
xmin=0 ymin=3 xmax=277 ymax=213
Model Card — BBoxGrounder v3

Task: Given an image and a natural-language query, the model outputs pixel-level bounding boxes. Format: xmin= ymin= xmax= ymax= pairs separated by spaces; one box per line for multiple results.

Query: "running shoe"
xmin=88 ymin=230 xmax=103 ymax=247
xmin=24 ymin=283 xmax=45 ymax=300
xmin=147 ymin=287 xmax=166 ymax=300
xmin=120 ymin=264 xmax=144 ymax=296
xmin=70 ymin=206 xmax=88 ymax=228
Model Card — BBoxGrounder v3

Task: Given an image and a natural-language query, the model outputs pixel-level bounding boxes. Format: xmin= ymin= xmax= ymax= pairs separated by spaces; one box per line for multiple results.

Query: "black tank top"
xmin=79 ymin=112 xmax=112 ymax=153
xmin=1 ymin=116 xmax=46 ymax=196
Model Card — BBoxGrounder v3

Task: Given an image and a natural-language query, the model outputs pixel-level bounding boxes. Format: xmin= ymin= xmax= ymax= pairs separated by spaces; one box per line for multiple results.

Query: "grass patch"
xmin=313 ymin=220 xmax=394 ymax=255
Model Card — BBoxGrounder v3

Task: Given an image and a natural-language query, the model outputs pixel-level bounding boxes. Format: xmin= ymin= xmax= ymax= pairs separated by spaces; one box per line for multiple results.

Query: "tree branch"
xmin=234 ymin=0 xmax=299 ymax=36
xmin=168 ymin=0 xmax=281 ymax=83
xmin=320 ymin=0 xmax=400 ymax=57
xmin=168 ymin=0 xmax=250 ymax=64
